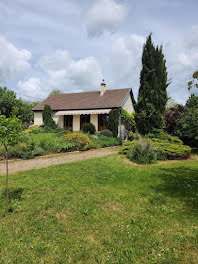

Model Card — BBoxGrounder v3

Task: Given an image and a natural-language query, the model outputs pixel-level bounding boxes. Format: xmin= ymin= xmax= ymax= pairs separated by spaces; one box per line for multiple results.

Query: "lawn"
xmin=0 ymin=154 xmax=198 ymax=264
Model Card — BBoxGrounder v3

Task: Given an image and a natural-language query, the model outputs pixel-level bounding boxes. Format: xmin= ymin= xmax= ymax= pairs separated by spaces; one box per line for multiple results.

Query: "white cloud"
xmin=86 ymin=0 xmax=127 ymax=37
xmin=107 ymin=34 xmax=145 ymax=96
xmin=0 ymin=35 xmax=31 ymax=83
xmin=38 ymin=50 xmax=71 ymax=72
xmin=17 ymin=78 xmax=43 ymax=98
xmin=19 ymin=51 xmax=103 ymax=97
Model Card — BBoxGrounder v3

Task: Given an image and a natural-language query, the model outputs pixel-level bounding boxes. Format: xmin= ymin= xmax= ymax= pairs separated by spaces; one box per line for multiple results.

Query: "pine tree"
xmin=135 ymin=34 xmax=168 ymax=134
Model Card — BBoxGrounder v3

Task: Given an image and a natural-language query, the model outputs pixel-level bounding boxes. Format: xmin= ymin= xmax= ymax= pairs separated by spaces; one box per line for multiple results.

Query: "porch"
xmin=55 ymin=109 xmax=111 ymax=132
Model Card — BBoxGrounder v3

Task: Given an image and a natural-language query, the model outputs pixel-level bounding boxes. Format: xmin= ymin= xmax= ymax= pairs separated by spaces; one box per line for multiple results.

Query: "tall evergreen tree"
xmin=135 ymin=34 xmax=168 ymax=134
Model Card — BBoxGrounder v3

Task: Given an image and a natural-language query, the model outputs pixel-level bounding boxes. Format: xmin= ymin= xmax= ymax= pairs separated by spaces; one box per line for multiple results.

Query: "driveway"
xmin=0 ymin=146 xmax=120 ymax=175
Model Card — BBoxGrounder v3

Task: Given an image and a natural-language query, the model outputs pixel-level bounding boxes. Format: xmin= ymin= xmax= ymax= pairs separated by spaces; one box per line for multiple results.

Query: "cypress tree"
xmin=135 ymin=34 xmax=168 ymax=134
xmin=43 ymin=104 xmax=57 ymax=129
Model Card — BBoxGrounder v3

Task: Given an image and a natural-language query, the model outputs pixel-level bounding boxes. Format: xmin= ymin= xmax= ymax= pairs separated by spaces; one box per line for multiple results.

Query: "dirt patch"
xmin=0 ymin=146 xmax=120 ymax=175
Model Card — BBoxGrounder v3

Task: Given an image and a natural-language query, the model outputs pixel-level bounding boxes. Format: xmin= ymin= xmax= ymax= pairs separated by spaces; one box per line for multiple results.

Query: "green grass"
xmin=0 ymin=155 xmax=198 ymax=264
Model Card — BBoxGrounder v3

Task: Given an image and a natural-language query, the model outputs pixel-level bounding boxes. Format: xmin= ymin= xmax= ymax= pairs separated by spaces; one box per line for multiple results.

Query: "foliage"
xmin=62 ymin=132 xmax=92 ymax=150
xmin=99 ymin=129 xmax=113 ymax=137
xmin=107 ymin=109 xmax=120 ymax=137
xmin=151 ymin=139 xmax=191 ymax=160
xmin=96 ymin=135 xmax=122 ymax=148
xmin=146 ymin=129 xmax=183 ymax=144
xmin=120 ymin=137 xmax=191 ymax=160
xmin=135 ymin=34 xmax=169 ymax=134
xmin=126 ymin=139 xmax=157 ymax=164
xmin=0 ymin=115 xmax=23 ymax=146
xmin=121 ymin=109 xmax=136 ymax=133
xmin=165 ymin=94 xmax=198 ymax=148
xmin=0 ymin=86 xmax=38 ymax=122
xmin=39 ymin=137 xmax=77 ymax=153
xmin=188 ymin=70 xmax=198 ymax=91
xmin=119 ymin=141 xmax=136 ymax=155
xmin=165 ymin=104 xmax=185 ymax=135
xmin=128 ymin=132 xmax=141 ymax=141
xmin=82 ymin=123 xmax=96 ymax=134
xmin=49 ymin=89 xmax=62 ymax=95
xmin=43 ymin=104 xmax=57 ymax=129
xmin=1 ymin=155 xmax=197 ymax=263
xmin=0 ymin=115 xmax=22 ymax=206
xmin=174 ymin=95 xmax=198 ymax=147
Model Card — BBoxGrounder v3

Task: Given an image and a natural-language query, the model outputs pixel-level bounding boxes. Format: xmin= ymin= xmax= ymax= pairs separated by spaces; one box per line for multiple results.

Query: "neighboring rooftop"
xmin=33 ymin=88 xmax=132 ymax=111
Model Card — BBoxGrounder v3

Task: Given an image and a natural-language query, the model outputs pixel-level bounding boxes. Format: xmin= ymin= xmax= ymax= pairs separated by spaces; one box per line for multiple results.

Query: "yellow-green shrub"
xmin=62 ymin=133 xmax=92 ymax=150
xmin=23 ymin=125 xmax=40 ymax=134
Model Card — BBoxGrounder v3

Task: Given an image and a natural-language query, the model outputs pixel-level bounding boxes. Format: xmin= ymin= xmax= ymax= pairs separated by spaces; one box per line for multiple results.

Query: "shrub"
xmin=120 ymin=138 xmax=191 ymax=160
xmin=23 ymin=125 xmax=40 ymax=134
xmin=82 ymin=123 xmax=96 ymax=135
xmin=56 ymin=129 xmax=71 ymax=137
xmin=126 ymin=139 xmax=157 ymax=164
xmin=146 ymin=130 xmax=183 ymax=144
xmin=39 ymin=137 xmax=77 ymax=153
xmin=119 ymin=141 xmax=136 ymax=155
xmin=107 ymin=109 xmax=120 ymax=137
xmin=152 ymin=140 xmax=191 ymax=160
xmin=97 ymin=136 xmax=122 ymax=148
xmin=99 ymin=129 xmax=113 ymax=137
xmin=0 ymin=140 xmax=44 ymax=160
xmin=128 ymin=132 xmax=141 ymax=141
xmin=121 ymin=109 xmax=136 ymax=133
xmin=62 ymin=133 xmax=92 ymax=150
xmin=43 ymin=104 xmax=57 ymax=129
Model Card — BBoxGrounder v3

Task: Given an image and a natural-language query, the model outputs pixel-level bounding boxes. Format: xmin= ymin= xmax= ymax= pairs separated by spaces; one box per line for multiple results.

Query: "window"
xmin=80 ymin=114 xmax=90 ymax=130
xmin=98 ymin=114 xmax=109 ymax=131
xmin=64 ymin=115 xmax=73 ymax=131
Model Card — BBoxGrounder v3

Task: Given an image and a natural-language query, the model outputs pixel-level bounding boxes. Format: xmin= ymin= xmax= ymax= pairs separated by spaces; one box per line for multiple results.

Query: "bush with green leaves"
xmin=43 ymin=104 xmax=57 ymax=129
xmin=99 ymin=129 xmax=113 ymax=137
xmin=82 ymin=123 xmax=96 ymax=134
xmin=97 ymin=136 xmax=122 ymax=148
xmin=146 ymin=129 xmax=183 ymax=144
xmin=120 ymin=137 xmax=191 ymax=160
xmin=107 ymin=109 xmax=120 ymax=137
xmin=121 ymin=109 xmax=136 ymax=133
xmin=126 ymin=139 xmax=157 ymax=164
xmin=62 ymin=133 xmax=92 ymax=151
xmin=39 ymin=137 xmax=77 ymax=153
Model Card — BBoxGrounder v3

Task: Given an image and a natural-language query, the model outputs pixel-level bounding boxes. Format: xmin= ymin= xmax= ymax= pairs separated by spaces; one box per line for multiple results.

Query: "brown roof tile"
xmin=33 ymin=88 xmax=131 ymax=111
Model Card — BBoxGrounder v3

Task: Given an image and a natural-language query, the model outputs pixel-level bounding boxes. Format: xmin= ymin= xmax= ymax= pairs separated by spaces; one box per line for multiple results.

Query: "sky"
xmin=0 ymin=0 xmax=198 ymax=103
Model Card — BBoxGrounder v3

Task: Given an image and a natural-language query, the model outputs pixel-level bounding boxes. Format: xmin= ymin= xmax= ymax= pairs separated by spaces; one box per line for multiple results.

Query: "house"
xmin=32 ymin=81 xmax=135 ymax=132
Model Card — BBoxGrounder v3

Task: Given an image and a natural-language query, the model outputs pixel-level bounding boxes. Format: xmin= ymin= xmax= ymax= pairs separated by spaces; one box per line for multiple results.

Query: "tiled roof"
xmin=33 ymin=88 xmax=131 ymax=111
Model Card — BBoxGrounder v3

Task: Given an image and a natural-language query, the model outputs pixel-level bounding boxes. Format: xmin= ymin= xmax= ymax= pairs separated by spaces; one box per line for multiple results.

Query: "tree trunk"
xmin=4 ymin=142 xmax=9 ymax=205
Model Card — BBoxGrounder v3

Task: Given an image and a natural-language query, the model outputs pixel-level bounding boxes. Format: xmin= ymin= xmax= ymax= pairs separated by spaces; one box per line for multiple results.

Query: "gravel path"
xmin=0 ymin=147 xmax=120 ymax=175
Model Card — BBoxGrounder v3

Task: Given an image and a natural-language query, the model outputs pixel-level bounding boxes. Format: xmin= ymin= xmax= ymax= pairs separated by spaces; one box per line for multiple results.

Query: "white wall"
xmin=52 ymin=112 xmax=64 ymax=128
xmin=34 ymin=111 xmax=64 ymax=128
xmin=122 ymin=94 xmax=134 ymax=113
xmin=34 ymin=112 xmax=43 ymax=126
xmin=91 ymin=114 xmax=98 ymax=131
xmin=73 ymin=115 xmax=80 ymax=131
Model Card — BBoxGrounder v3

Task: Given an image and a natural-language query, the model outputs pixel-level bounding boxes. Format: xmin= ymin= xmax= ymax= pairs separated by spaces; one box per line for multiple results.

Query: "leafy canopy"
xmin=0 ymin=115 xmax=23 ymax=146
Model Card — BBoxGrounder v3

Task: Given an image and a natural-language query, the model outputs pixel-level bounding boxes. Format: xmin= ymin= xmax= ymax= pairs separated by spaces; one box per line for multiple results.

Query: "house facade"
xmin=33 ymin=82 xmax=135 ymax=132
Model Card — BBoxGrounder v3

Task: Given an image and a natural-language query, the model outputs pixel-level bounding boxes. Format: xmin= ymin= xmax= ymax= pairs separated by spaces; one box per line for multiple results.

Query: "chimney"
xmin=100 ymin=79 xmax=106 ymax=96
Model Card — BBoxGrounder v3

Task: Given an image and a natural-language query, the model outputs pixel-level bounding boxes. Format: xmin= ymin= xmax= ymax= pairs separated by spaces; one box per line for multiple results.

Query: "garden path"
xmin=0 ymin=146 xmax=120 ymax=175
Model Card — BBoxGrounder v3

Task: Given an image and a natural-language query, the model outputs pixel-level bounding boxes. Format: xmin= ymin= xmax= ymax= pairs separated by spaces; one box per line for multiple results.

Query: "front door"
xmin=64 ymin=115 xmax=73 ymax=131
xmin=80 ymin=114 xmax=90 ymax=130
xmin=98 ymin=114 xmax=109 ymax=131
